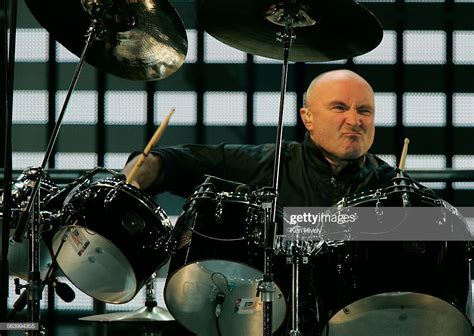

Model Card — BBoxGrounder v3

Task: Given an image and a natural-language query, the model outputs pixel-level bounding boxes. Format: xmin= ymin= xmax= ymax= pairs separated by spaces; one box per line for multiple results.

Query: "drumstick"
xmin=126 ymin=108 xmax=175 ymax=184
xmin=397 ymin=138 xmax=410 ymax=177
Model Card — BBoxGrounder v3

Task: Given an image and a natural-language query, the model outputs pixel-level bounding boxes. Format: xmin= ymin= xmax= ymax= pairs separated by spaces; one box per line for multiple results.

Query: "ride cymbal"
xmin=198 ymin=0 xmax=383 ymax=62
xmin=26 ymin=0 xmax=188 ymax=81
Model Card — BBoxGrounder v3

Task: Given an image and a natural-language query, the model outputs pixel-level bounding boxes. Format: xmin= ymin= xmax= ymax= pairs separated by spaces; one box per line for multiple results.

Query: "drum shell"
xmin=57 ymin=178 xmax=172 ymax=303
xmin=316 ymin=187 xmax=473 ymax=335
xmin=165 ymin=190 xmax=287 ymax=335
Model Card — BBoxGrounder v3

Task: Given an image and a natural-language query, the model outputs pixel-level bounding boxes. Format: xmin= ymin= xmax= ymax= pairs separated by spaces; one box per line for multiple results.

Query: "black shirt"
xmin=151 ymin=133 xmax=397 ymax=206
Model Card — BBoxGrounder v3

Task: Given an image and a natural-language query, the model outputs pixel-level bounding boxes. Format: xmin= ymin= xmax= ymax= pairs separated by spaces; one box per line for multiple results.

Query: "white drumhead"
xmin=164 ymin=260 xmax=287 ymax=336
xmin=323 ymin=292 xmax=472 ymax=336
xmin=52 ymin=226 xmax=136 ymax=303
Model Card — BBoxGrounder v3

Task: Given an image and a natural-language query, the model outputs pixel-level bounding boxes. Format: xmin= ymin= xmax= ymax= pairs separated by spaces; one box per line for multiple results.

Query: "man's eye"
xmin=359 ymin=109 xmax=372 ymax=115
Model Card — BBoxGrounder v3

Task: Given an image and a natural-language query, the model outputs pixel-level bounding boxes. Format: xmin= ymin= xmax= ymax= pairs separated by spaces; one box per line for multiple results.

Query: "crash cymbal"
xmin=198 ymin=0 xmax=383 ymax=62
xmin=79 ymin=305 xmax=174 ymax=322
xmin=25 ymin=0 xmax=188 ymax=81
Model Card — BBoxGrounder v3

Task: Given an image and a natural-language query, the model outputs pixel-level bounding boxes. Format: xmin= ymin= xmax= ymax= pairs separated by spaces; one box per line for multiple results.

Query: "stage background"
xmin=2 ymin=1 xmax=474 ymax=335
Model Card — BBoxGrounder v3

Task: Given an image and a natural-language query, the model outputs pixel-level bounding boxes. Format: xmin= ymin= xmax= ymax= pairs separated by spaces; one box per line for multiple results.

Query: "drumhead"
xmin=323 ymin=292 xmax=472 ymax=336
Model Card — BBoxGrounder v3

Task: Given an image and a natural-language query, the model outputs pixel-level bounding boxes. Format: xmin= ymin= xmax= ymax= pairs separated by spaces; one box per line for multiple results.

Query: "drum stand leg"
xmin=258 ymin=1 xmax=316 ymax=334
xmin=7 ymin=18 xmax=102 ymax=333
xmin=289 ymin=246 xmax=303 ymax=336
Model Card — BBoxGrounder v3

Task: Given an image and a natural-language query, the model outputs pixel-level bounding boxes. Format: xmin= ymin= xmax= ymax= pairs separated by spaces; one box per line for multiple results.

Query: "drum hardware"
xmin=288 ymin=246 xmax=303 ymax=336
xmin=79 ymin=273 xmax=174 ymax=323
xmin=9 ymin=263 xmax=75 ymax=320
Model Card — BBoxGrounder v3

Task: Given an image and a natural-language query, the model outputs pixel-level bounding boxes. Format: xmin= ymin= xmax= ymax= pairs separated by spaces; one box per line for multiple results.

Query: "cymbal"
xmin=79 ymin=305 xmax=174 ymax=322
xmin=25 ymin=0 xmax=188 ymax=81
xmin=198 ymin=0 xmax=383 ymax=62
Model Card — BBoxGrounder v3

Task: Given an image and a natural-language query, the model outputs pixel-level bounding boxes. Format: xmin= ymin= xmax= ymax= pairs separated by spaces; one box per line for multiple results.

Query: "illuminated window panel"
xmin=104 ymin=153 xmax=131 ymax=170
xmin=307 ymin=59 xmax=346 ymax=65
xmin=54 ymin=277 xmax=94 ymax=311
xmin=204 ymin=33 xmax=247 ymax=63
xmin=106 ymin=278 xmax=167 ymax=312
xmin=12 ymin=152 xmax=45 ymax=170
xmin=453 ymin=93 xmax=474 ymax=126
xmin=405 ymin=155 xmax=446 ymax=169
xmin=56 ymin=91 xmax=98 ymax=124
xmin=55 ymin=153 xmax=98 ymax=169
xmin=8 ymin=277 xmax=48 ymax=310
xmin=403 ymin=93 xmax=446 ymax=126
xmin=405 ymin=154 xmax=446 ymax=189
xmin=105 ymin=91 xmax=147 ymax=125
xmin=253 ymin=92 xmax=297 ymax=126
xmin=354 ymin=31 xmax=397 ymax=64
xmin=185 ymin=29 xmax=197 ymax=63
xmin=253 ymin=55 xmax=284 ymax=64
xmin=403 ymin=31 xmax=446 ymax=64
xmin=13 ymin=90 xmax=48 ymax=124
xmin=204 ymin=92 xmax=247 ymax=126
xmin=155 ymin=91 xmax=197 ymax=125
xmin=15 ymin=29 xmax=48 ymax=62
xmin=454 ymin=31 xmax=474 ymax=65
xmin=374 ymin=92 xmax=396 ymax=126
xmin=376 ymin=154 xmax=397 ymax=167
xmin=56 ymin=42 xmax=79 ymax=63
xmin=452 ymin=155 xmax=474 ymax=190
xmin=357 ymin=0 xmax=395 ymax=2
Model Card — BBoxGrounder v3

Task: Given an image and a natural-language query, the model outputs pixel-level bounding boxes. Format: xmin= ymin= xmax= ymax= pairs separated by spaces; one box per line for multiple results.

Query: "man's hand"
xmin=122 ymin=153 xmax=164 ymax=190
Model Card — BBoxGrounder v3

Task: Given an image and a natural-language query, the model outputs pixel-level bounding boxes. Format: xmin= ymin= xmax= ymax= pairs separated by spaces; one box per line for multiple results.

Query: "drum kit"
xmin=1 ymin=0 xmax=472 ymax=336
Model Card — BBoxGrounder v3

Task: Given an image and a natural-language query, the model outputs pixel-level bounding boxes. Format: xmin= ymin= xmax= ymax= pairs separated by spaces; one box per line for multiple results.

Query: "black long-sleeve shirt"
xmin=150 ymin=133 xmax=397 ymax=206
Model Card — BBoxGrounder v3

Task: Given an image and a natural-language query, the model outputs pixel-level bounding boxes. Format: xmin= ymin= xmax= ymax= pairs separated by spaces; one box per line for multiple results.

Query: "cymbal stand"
xmin=289 ymin=245 xmax=303 ymax=336
xmin=256 ymin=7 xmax=296 ymax=336
xmin=258 ymin=2 xmax=317 ymax=334
xmin=10 ymin=18 xmax=105 ymax=335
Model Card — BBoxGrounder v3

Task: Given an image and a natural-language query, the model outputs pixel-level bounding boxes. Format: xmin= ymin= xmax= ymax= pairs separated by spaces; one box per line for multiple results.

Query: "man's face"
xmin=300 ymin=74 xmax=375 ymax=161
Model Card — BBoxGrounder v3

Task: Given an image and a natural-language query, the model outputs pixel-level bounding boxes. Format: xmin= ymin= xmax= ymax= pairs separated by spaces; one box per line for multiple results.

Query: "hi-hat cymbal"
xmin=198 ymin=0 xmax=383 ymax=62
xmin=79 ymin=305 xmax=174 ymax=322
xmin=25 ymin=0 xmax=188 ymax=81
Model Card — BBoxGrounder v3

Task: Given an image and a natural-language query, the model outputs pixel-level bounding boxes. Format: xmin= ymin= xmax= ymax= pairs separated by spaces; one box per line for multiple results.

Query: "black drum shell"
xmin=58 ymin=178 xmax=173 ymax=303
xmin=314 ymin=187 xmax=472 ymax=329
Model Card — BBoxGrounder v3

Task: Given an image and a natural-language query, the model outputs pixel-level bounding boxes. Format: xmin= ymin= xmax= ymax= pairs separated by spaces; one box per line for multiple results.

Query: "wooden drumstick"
xmin=126 ymin=108 xmax=175 ymax=184
xmin=397 ymin=138 xmax=410 ymax=177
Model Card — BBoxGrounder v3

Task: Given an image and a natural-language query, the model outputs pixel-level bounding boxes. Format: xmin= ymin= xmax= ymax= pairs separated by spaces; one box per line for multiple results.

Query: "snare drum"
xmin=54 ymin=177 xmax=173 ymax=303
xmin=164 ymin=178 xmax=287 ymax=336
xmin=320 ymin=185 xmax=472 ymax=336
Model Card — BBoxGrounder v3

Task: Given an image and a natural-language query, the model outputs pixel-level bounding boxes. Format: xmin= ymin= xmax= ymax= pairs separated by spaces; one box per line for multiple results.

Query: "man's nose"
xmin=345 ymin=108 xmax=361 ymax=127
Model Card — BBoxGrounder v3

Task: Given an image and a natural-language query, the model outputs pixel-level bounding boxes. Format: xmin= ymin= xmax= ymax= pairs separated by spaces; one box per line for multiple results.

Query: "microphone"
xmin=51 ymin=279 xmax=75 ymax=303
xmin=215 ymin=292 xmax=225 ymax=318
xmin=7 ymin=289 xmax=27 ymax=320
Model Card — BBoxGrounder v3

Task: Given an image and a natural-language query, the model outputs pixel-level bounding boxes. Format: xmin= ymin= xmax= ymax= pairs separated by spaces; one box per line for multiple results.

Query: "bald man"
xmin=123 ymin=69 xmax=394 ymax=205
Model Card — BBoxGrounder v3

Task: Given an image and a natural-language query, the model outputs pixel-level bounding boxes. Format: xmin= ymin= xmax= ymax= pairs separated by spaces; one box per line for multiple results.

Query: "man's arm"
xmin=122 ymin=153 xmax=164 ymax=189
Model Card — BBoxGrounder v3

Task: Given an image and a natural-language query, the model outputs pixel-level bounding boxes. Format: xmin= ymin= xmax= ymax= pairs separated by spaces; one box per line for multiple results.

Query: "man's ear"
xmin=300 ymin=107 xmax=312 ymax=130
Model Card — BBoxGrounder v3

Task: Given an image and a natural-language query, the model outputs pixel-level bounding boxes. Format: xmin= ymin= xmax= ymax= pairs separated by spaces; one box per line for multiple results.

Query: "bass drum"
xmin=321 ymin=183 xmax=472 ymax=336
xmin=164 ymin=177 xmax=287 ymax=336
xmin=54 ymin=177 xmax=173 ymax=303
